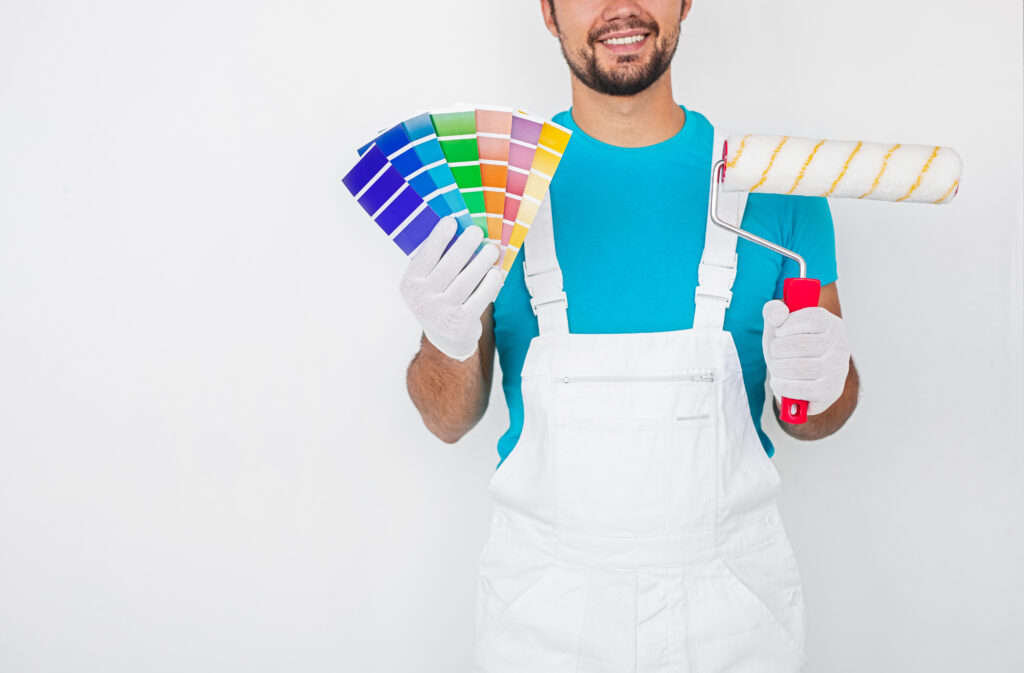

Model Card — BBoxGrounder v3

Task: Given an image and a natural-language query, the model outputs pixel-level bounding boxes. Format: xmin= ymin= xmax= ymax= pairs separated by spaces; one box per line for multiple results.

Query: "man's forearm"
xmin=406 ymin=333 xmax=489 ymax=444
xmin=775 ymin=357 xmax=859 ymax=440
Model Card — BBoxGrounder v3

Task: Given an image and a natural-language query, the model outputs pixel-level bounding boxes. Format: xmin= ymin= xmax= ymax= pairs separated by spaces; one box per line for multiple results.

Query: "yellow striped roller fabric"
xmin=723 ymin=134 xmax=962 ymax=204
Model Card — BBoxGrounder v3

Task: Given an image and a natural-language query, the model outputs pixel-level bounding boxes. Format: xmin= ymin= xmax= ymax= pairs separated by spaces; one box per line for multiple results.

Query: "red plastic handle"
xmin=780 ymin=277 xmax=821 ymax=425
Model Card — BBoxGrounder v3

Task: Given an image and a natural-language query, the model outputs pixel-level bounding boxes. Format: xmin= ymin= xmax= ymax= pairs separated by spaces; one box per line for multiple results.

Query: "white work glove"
xmin=762 ymin=299 xmax=851 ymax=416
xmin=399 ymin=217 xmax=504 ymax=361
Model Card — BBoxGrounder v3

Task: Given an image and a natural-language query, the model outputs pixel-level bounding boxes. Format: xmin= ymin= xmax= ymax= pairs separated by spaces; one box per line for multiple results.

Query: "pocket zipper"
xmin=561 ymin=372 xmax=715 ymax=384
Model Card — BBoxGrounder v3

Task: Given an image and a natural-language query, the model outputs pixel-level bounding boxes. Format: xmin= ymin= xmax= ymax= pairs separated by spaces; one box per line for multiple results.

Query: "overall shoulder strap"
xmin=693 ymin=126 xmax=748 ymax=330
xmin=522 ymin=196 xmax=569 ymax=335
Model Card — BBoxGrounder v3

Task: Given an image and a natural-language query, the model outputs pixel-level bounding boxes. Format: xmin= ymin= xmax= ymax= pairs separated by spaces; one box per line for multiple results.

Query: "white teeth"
xmin=603 ymin=34 xmax=645 ymax=46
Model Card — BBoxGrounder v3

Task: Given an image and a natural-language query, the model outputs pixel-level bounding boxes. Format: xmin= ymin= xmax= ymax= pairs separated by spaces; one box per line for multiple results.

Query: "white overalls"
xmin=474 ymin=130 xmax=808 ymax=673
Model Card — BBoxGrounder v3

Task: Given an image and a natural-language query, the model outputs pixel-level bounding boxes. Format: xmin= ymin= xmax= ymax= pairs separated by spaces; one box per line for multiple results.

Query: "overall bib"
xmin=474 ymin=130 xmax=808 ymax=673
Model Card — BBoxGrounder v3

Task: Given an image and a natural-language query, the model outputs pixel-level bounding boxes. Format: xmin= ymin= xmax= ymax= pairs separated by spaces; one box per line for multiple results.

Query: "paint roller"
xmin=709 ymin=134 xmax=962 ymax=424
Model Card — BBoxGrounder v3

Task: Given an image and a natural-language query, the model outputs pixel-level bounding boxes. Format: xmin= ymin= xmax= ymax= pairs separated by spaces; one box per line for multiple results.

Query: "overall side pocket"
xmin=685 ymin=553 xmax=807 ymax=672
xmin=474 ymin=541 xmax=589 ymax=673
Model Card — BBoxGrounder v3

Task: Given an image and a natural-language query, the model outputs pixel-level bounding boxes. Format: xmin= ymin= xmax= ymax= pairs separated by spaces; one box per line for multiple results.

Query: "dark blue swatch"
xmin=375 ymin=185 xmax=423 ymax=235
xmin=342 ymin=145 xmax=388 ymax=195
xmin=393 ymin=206 xmax=440 ymax=255
xmin=357 ymin=167 xmax=405 ymax=215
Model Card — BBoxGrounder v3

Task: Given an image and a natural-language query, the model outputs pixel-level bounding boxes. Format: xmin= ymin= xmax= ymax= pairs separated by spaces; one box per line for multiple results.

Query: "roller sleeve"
xmin=722 ymin=134 xmax=962 ymax=204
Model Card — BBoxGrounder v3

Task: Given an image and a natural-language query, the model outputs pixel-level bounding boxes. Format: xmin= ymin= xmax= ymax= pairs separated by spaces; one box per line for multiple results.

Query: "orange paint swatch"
xmin=475 ymin=106 xmax=514 ymax=244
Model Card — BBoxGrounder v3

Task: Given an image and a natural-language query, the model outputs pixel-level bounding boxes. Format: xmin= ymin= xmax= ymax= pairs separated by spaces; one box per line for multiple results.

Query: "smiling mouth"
xmin=594 ymin=27 xmax=653 ymax=53
xmin=601 ymin=33 xmax=648 ymax=46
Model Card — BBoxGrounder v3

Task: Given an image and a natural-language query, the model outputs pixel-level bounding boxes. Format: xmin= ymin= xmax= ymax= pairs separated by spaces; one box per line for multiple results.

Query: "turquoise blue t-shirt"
xmin=492 ymin=106 xmax=838 ymax=466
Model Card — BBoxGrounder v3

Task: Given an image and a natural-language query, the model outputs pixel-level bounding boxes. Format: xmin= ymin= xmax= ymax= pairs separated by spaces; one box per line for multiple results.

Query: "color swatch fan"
xmin=343 ymin=106 xmax=572 ymax=273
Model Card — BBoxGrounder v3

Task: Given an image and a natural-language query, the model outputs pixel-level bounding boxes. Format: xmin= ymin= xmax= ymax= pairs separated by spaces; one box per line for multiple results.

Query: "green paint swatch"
xmin=431 ymin=110 xmax=476 ymax=136
xmin=431 ymin=110 xmax=486 ymax=235
xmin=439 ymin=137 xmax=480 ymax=164
xmin=461 ymin=191 xmax=486 ymax=212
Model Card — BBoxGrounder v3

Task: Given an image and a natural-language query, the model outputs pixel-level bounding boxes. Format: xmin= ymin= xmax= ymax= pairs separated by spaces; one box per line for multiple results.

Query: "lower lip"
xmin=598 ymin=34 xmax=649 ymax=54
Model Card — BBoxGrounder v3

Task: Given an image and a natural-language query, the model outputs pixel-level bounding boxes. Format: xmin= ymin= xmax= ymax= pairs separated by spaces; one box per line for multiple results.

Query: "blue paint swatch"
xmin=393 ymin=206 xmax=442 ymax=255
xmin=358 ymin=165 xmax=406 ymax=217
xmin=342 ymin=145 xmax=441 ymax=253
xmin=341 ymin=145 xmax=387 ymax=195
xmin=344 ymin=118 xmax=494 ymax=261
xmin=359 ymin=116 xmax=474 ymax=234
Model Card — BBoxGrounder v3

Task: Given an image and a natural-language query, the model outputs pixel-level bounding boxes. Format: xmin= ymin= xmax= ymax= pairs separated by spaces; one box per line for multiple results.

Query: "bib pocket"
xmin=553 ymin=371 xmax=719 ymax=537
xmin=557 ymin=370 xmax=716 ymax=422
xmin=555 ymin=417 xmax=717 ymax=537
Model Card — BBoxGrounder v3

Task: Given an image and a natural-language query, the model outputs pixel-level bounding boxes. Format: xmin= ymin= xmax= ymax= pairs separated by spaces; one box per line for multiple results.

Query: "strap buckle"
xmin=530 ymin=292 xmax=569 ymax=316
xmin=694 ymin=286 xmax=733 ymax=308
xmin=524 ymin=266 xmax=568 ymax=316
xmin=694 ymin=255 xmax=738 ymax=308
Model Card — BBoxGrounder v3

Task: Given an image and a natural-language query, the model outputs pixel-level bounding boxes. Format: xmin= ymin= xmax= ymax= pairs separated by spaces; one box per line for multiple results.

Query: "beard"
xmin=557 ymin=17 xmax=680 ymax=97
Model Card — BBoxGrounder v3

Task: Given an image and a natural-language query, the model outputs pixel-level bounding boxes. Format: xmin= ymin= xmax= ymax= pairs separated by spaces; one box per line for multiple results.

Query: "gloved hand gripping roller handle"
xmin=710 ymin=158 xmax=819 ymax=424
xmin=779 ymin=276 xmax=820 ymax=423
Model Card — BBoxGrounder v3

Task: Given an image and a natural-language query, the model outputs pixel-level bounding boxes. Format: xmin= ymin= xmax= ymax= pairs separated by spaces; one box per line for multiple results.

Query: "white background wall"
xmin=0 ymin=0 xmax=1020 ymax=671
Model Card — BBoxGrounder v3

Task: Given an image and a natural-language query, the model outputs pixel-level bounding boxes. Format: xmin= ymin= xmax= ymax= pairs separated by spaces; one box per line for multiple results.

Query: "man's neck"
xmin=568 ymin=69 xmax=684 ymax=148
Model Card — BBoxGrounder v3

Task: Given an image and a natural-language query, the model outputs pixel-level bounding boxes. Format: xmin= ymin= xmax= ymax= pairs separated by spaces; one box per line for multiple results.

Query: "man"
xmin=401 ymin=1 xmax=859 ymax=670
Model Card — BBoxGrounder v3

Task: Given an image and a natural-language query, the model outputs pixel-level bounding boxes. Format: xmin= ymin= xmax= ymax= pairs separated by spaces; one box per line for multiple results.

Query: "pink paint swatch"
xmin=502 ymin=112 xmax=545 ymax=247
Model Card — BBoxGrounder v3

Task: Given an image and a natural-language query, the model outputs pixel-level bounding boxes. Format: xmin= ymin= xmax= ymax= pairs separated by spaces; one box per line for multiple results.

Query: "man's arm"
xmin=397 ymin=217 xmax=503 ymax=444
xmin=772 ymin=281 xmax=859 ymax=440
xmin=406 ymin=304 xmax=496 ymax=444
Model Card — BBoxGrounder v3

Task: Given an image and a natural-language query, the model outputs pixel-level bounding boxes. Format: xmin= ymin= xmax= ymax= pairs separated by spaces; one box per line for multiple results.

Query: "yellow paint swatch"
xmin=501 ymin=119 xmax=572 ymax=271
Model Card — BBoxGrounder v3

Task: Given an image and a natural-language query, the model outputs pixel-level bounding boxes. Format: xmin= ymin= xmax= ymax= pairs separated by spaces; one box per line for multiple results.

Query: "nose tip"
xmin=595 ymin=3 xmax=655 ymax=41
xmin=602 ymin=0 xmax=644 ymax=22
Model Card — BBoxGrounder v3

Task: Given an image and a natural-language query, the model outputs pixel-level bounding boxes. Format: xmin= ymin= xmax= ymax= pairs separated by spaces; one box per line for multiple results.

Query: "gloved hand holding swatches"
xmin=399 ymin=217 xmax=503 ymax=362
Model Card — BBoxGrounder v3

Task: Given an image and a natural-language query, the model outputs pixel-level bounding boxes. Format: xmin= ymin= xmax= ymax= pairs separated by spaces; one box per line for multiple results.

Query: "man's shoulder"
xmin=684 ymin=106 xmax=710 ymax=126
xmin=551 ymin=109 xmax=573 ymax=126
